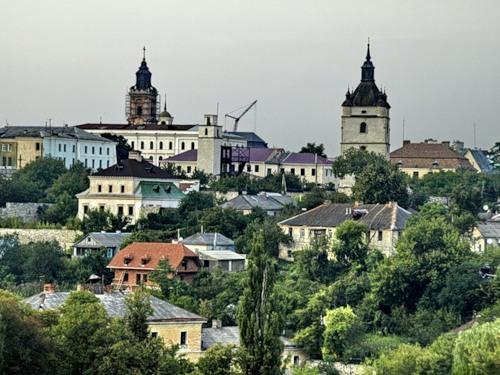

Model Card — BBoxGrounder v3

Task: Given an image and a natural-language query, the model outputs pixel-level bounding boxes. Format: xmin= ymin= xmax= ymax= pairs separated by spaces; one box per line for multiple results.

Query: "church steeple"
xmin=361 ymin=42 xmax=375 ymax=82
xmin=135 ymin=47 xmax=153 ymax=90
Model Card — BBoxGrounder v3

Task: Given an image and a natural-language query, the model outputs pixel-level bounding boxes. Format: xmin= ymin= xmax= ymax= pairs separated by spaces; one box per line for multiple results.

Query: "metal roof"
xmin=181 ymin=232 xmax=235 ymax=246
xmin=197 ymin=250 xmax=246 ymax=261
xmin=220 ymin=193 xmax=294 ymax=211
xmin=476 ymin=221 xmax=500 ymax=239
xmin=74 ymin=232 xmax=130 ymax=248
xmin=23 ymin=291 xmax=206 ymax=322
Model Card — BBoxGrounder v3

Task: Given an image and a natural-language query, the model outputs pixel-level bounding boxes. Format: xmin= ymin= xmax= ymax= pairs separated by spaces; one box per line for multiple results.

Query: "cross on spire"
xmin=143 ymin=46 xmax=146 ymax=60
xmin=366 ymin=38 xmax=371 ymax=61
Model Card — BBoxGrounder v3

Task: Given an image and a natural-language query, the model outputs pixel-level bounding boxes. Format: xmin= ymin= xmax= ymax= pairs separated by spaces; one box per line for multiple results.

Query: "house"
xmin=465 ymin=149 xmax=495 ymax=174
xmin=76 ymin=151 xmax=199 ymax=224
xmin=180 ymin=232 xmax=235 ymax=252
xmin=471 ymin=221 xmax=500 ymax=252
xmin=201 ymin=323 xmax=309 ymax=368
xmin=197 ymin=250 xmax=246 ymax=273
xmin=0 ymin=125 xmax=116 ymax=172
xmin=278 ymin=202 xmax=412 ymax=259
xmin=107 ymin=242 xmax=201 ymax=289
xmin=23 ymin=286 xmax=207 ymax=361
xmin=73 ymin=231 xmax=131 ymax=258
xmin=220 ymin=192 xmax=295 ymax=216
xmin=390 ymin=140 xmax=474 ymax=178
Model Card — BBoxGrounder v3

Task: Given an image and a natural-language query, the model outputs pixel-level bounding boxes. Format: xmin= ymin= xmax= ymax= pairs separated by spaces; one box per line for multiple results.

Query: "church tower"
xmin=341 ymin=43 xmax=390 ymax=157
xmin=126 ymin=48 xmax=159 ymax=125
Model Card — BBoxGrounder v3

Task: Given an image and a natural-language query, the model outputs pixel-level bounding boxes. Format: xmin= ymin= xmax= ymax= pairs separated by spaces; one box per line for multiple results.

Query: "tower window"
xmin=137 ymin=106 xmax=143 ymax=116
xmin=205 ymin=129 xmax=208 ymax=136
xmin=360 ymin=122 xmax=367 ymax=133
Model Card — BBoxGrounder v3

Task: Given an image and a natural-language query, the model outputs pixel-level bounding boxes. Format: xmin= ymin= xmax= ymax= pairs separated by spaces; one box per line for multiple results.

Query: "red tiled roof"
xmin=107 ymin=242 xmax=199 ymax=271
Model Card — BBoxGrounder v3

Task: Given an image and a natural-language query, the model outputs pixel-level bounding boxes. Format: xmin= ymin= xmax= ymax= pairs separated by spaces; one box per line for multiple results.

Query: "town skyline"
xmin=1 ymin=0 xmax=499 ymax=156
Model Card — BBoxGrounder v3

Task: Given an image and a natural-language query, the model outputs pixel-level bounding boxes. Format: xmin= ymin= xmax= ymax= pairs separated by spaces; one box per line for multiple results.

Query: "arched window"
xmin=150 ymin=141 xmax=154 ymax=150
xmin=204 ymin=129 xmax=208 ymax=136
xmin=159 ymin=142 xmax=163 ymax=150
xmin=181 ymin=142 xmax=185 ymax=150
xmin=360 ymin=122 xmax=367 ymax=133
xmin=191 ymin=142 xmax=195 ymax=150
xmin=159 ymin=156 xmax=163 ymax=161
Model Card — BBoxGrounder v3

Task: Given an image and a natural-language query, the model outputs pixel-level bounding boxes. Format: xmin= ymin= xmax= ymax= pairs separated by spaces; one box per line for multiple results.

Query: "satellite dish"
xmin=483 ymin=205 xmax=489 ymax=211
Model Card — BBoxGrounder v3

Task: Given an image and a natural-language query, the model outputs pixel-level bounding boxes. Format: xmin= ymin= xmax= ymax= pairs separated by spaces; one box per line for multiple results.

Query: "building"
xmin=108 ymin=242 xmax=201 ymax=288
xmin=390 ymin=140 xmax=475 ymax=178
xmin=220 ymin=192 xmax=295 ymax=216
xmin=465 ymin=149 xmax=495 ymax=174
xmin=164 ymin=148 xmax=336 ymax=185
xmin=24 ymin=286 xmax=207 ymax=361
xmin=278 ymin=202 xmax=412 ymax=259
xmin=197 ymin=250 xmax=246 ymax=273
xmin=341 ymin=43 xmax=390 ymax=157
xmin=180 ymin=232 xmax=235 ymax=252
xmin=0 ymin=125 xmax=116 ymax=172
xmin=471 ymin=221 xmax=500 ymax=252
xmin=73 ymin=231 xmax=131 ymax=258
xmin=76 ymin=151 xmax=199 ymax=224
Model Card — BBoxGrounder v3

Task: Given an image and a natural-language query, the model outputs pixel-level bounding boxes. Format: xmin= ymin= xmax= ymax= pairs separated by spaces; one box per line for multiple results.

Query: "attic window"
xmin=164 ymin=185 xmax=172 ymax=193
xmin=153 ymin=185 xmax=161 ymax=193
xmin=396 ymin=160 xmax=403 ymax=167
xmin=141 ymin=254 xmax=151 ymax=264
xmin=124 ymin=254 xmax=134 ymax=264
xmin=432 ymin=160 xmax=440 ymax=168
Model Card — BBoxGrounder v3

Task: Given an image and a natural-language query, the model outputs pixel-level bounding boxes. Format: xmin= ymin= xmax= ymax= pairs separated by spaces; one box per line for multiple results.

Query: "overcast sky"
xmin=1 ymin=0 xmax=499 ymax=156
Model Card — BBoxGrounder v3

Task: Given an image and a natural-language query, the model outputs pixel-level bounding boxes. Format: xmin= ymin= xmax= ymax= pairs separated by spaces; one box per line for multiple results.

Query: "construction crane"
xmin=225 ymin=100 xmax=257 ymax=132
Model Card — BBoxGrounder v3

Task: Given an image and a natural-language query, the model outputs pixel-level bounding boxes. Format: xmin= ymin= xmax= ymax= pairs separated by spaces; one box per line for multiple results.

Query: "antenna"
xmin=473 ymin=122 xmax=477 ymax=149
xmin=216 ymin=102 xmax=219 ymax=123
xmin=402 ymin=117 xmax=405 ymax=144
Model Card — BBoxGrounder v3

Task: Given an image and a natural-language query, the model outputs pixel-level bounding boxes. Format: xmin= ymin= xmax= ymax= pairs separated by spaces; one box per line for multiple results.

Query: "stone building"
xmin=341 ymin=43 xmax=390 ymax=157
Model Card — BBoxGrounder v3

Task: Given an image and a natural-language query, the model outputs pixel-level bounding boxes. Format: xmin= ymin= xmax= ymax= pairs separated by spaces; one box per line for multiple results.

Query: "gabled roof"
xmin=281 ymin=152 xmax=331 ymax=165
xmin=107 ymin=242 xmax=198 ymax=271
xmin=181 ymin=232 xmax=234 ymax=246
xmin=165 ymin=149 xmax=198 ymax=162
xmin=221 ymin=193 xmax=294 ymax=211
xmin=74 ymin=232 xmax=130 ymax=248
xmin=279 ymin=202 xmax=411 ymax=230
xmin=476 ymin=221 xmax=500 ymax=239
xmin=93 ymin=158 xmax=176 ymax=178
xmin=466 ymin=149 xmax=494 ymax=173
xmin=23 ymin=291 xmax=205 ymax=322
xmin=390 ymin=142 xmax=474 ymax=170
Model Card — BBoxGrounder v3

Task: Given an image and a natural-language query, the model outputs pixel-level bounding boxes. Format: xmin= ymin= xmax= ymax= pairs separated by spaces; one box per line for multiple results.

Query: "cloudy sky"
xmin=1 ymin=0 xmax=499 ymax=156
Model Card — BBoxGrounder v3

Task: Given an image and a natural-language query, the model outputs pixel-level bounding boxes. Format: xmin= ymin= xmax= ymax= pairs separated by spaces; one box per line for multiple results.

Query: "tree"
xmin=101 ymin=133 xmax=131 ymax=161
xmin=321 ymin=306 xmax=360 ymax=362
xmin=331 ymin=220 xmax=369 ymax=266
xmin=300 ymin=143 xmax=326 ymax=158
xmin=178 ymin=191 xmax=214 ymax=217
xmin=238 ymin=231 xmax=284 ymax=375
xmin=80 ymin=209 xmax=129 ymax=233
xmin=124 ymin=289 xmax=153 ymax=341
xmin=332 ymin=148 xmax=387 ymax=178
xmin=196 ymin=344 xmax=243 ymax=375
xmin=452 ymin=319 xmax=500 ymax=374
xmin=299 ymin=187 xmax=326 ymax=210
xmin=235 ymin=219 xmax=289 ymax=257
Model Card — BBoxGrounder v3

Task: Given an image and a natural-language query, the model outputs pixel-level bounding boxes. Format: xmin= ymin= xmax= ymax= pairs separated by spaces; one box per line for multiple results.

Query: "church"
xmin=341 ymin=43 xmax=390 ymax=158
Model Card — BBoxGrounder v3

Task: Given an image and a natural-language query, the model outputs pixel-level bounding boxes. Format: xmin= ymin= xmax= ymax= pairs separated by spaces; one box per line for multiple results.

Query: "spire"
xmin=135 ymin=48 xmax=153 ymax=90
xmin=361 ymin=40 xmax=375 ymax=82
xmin=143 ymin=46 xmax=146 ymax=61
xmin=163 ymin=93 xmax=167 ymax=112
xmin=366 ymin=39 xmax=371 ymax=61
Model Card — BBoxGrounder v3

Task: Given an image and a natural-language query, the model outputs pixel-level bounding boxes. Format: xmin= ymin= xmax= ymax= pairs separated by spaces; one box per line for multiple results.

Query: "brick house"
xmin=108 ymin=242 xmax=201 ymax=289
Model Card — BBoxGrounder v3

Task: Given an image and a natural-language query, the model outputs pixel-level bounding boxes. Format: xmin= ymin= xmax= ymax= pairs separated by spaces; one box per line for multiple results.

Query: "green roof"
xmin=139 ymin=181 xmax=185 ymax=200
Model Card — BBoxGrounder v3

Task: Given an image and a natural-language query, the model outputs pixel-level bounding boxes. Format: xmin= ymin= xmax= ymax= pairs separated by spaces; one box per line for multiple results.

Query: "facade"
xmin=341 ymin=43 xmax=390 ymax=157
xmin=471 ymin=221 xmax=500 ymax=252
xmin=108 ymin=242 xmax=201 ymax=288
xmin=197 ymin=115 xmax=224 ymax=175
xmin=220 ymin=192 xmax=295 ymax=216
xmin=0 ymin=126 xmax=116 ymax=172
xmin=24 ymin=288 xmax=207 ymax=361
xmin=76 ymin=151 xmax=199 ymax=224
xmin=390 ymin=140 xmax=475 ymax=178
xmin=279 ymin=202 xmax=412 ymax=259
xmin=73 ymin=231 xmax=131 ymax=258
xmin=197 ymin=250 xmax=246 ymax=272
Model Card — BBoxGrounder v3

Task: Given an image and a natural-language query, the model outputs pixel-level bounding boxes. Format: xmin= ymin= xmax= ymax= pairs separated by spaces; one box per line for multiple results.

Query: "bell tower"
xmin=126 ymin=47 xmax=159 ymax=125
xmin=340 ymin=43 xmax=390 ymax=158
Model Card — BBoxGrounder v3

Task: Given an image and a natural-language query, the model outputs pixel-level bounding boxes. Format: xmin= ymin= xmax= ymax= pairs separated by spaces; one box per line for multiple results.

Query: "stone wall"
xmin=0 ymin=202 xmax=52 ymax=222
xmin=0 ymin=228 xmax=82 ymax=251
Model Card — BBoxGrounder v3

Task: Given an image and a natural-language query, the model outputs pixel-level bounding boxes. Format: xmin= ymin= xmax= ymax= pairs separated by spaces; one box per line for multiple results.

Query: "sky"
xmin=1 ymin=0 xmax=499 ymax=156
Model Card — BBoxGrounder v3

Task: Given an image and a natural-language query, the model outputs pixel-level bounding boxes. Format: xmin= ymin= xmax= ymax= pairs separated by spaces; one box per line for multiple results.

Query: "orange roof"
xmin=107 ymin=242 xmax=198 ymax=271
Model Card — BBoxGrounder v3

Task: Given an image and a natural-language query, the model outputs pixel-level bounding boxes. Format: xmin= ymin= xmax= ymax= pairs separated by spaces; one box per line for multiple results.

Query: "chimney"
xmin=441 ymin=141 xmax=450 ymax=148
xmin=128 ymin=150 xmax=143 ymax=162
xmin=403 ymin=140 xmax=411 ymax=146
xmin=43 ymin=283 xmax=55 ymax=294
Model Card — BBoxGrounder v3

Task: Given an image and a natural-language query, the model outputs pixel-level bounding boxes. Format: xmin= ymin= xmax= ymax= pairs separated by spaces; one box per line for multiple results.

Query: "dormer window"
xmin=141 ymin=254 xmax=151 ymax=265
xmin=124 ymin=254 xmax=134 ymax=264
xmin=360 ymin=122 xmax=367 ymax=133
xmin=432 ymin=160 xmax=440 ymax=168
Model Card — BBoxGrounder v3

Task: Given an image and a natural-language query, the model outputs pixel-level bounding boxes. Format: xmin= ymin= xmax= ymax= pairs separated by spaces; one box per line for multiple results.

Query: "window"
xmin=106 ymin=160 xmax=110 ymax=167
xmin=92 ymin=159 xmax=95 ymax=169
xmin=187 ymin=166 xmax=192 ymax=173
xmin=36 ymin=143 xmax=40 ymax=151
xmin=106 ymin=147 xmax=110 ymax=155
xmin=300 ymin=229 xmax=305 ymax=238
xmin=413 ymin=171 xmax=419 ymax=178
xmin=293 ymin=356 xmax=300 ymax=366
xmin=143 ymin=274 xmax=148 ymax=283
xmin=360 ymin=146 xmax=366 ymax=151
xmin=99 ymin=205 xmax=105 ymax=211
xmin=180 ymin=332 xmax=187 ymax=346
xmin=205 ymin=128 xmax=208 ymax=136
xmin=85 ymin=159 xmax=88 ymax=167
xmin=99 ymin=160 xmax=102 ymax=169
xmin=1 ymin=157 xmax=5 ymax=166
xmin=280 ymin=168 xmax=285 ymax=174
xmin=300 ymin=168 xmax=305 ymax=176
xmin=120 ymin=185 xmax=125 ymax=193
xmin=169 ymin=141 xmax=173 ymax=150
xmin=159 ymin=156 xmax=163 ymax=161
xmin=137 ymin=106 xmax=142 ymax=115
xmin=72 ymin=145 xmax=76 ymax=152
xmin=191 ymin=142 xmax=195 ymax=150
xmin=204 ymin=260 xmax=210 ymax=268
xmin=267 ymin=168 xmax=272 ymax=176
xmin=123 ymin=272 xmax=129 ymax=282
xmin=140 ymin=141 xmax=144 ymax=150
xmin=97 ymin=184 xmax=102 ymax=192
xmin=290 ymin=168 xmax=295 ymax=175
xmin=150 ymin=141 xmax=154 ymax=150
xmin=108 ymin=185 xmax=113 ymax=193
xmin=287 ymin=250 xmax=293 ymax=259
xmin=92 ymin=146 xmax=95 ymax=154
xmin=255 ymin=165 xmax=260 ymax=173
xmin=378 ymin=231 xmax=383 ymax=241
xmin=118 ymin=206 xmax=124 ymax=216
xmin=136 ymin=274 xmax=141 ymax=285
xmin=84 ymin=146 xmax=88 ymax=153
xmin=360 ymin=122 xmax=367 ymax=133
xmin=58 ymin=144 xmax=61 ymax=152
xmin=311 ymin=168 xmax=316 ymax=176
xmin=181 ymin=142 xmax=185 ymax=150
xmin=247 ymin=164 xmax=251 ymax=172
xmin=128 ymin=206 xmax=134 ymax=215
xmin=151 ymin=332 xmax=158 ymax=338
xmin=7 ymin=157 xmax=12 ymax=166
xmin=159 ymin=142 xmax=163 ymax=150
xmin=63 ymin=144 xmax=66 ymax=152
xmin=99 ymin=147 xmax=102 ymax=155
xmin=83 ymin=205 xmax=89 ymax=214
xmin=131 ymin=141 xmax=135 ymax=149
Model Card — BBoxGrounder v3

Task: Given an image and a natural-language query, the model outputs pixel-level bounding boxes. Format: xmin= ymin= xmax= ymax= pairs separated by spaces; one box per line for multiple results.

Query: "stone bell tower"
xmin=341 ymin=43 xmax=390 ymax=158
xmin=126 ymin=47 xmax=159 ymax=125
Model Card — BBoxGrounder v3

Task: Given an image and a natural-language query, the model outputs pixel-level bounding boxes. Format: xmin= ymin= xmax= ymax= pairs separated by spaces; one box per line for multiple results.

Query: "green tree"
xmin=196 ymin=344 xmax=242 ymax=375
xmin=178 ymin=191 xmax=214 ymax=216
xmin=300 ymin=142 xmax=326 ymax=158
xmin=332 ymin=220 xmax=369 ymax=266
xmin=124 ymin=289 xmax=153 ymax=341
xmin=452 ymin=319 xmax=500 ymax=374
xmin=236 ymin=219 xmax=289 ymax=257
xmin=80 ymin=209 xmax=129 ymax=233
xmin=238 ymin=231 xmax=284 ymax=375
xmin=299 ymin=187 xmax=326 ymax=210
xmin=322 ymin=306 xmax=361 ymax=361
xmin=149 ymin=259 xmax=176 ymax=299
xmin=332 ymin=148 xmax=386 ymax=178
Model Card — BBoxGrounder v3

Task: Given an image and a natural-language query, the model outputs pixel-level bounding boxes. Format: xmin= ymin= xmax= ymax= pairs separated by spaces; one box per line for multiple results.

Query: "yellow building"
xmin=278 ymin=202 xmax=412 ymax=259
xmin=390 ymin=140 xmax=474 ymax=178
xmin=471 ymin=221 xmax=500 ymax=252
xmin=0 ymin=127 xmax=43 ymax=170
xmin=76 ymin=151 xmax=200 ymax=224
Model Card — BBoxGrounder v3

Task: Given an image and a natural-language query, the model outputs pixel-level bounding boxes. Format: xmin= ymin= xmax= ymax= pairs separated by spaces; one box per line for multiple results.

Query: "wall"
xmin=0 ymin=202 xmax=51 ymax=222
xmin=149 ymin=321 xmax=204 ymax=362
xmin=0 ymin=228 xmax=82 ymax=251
